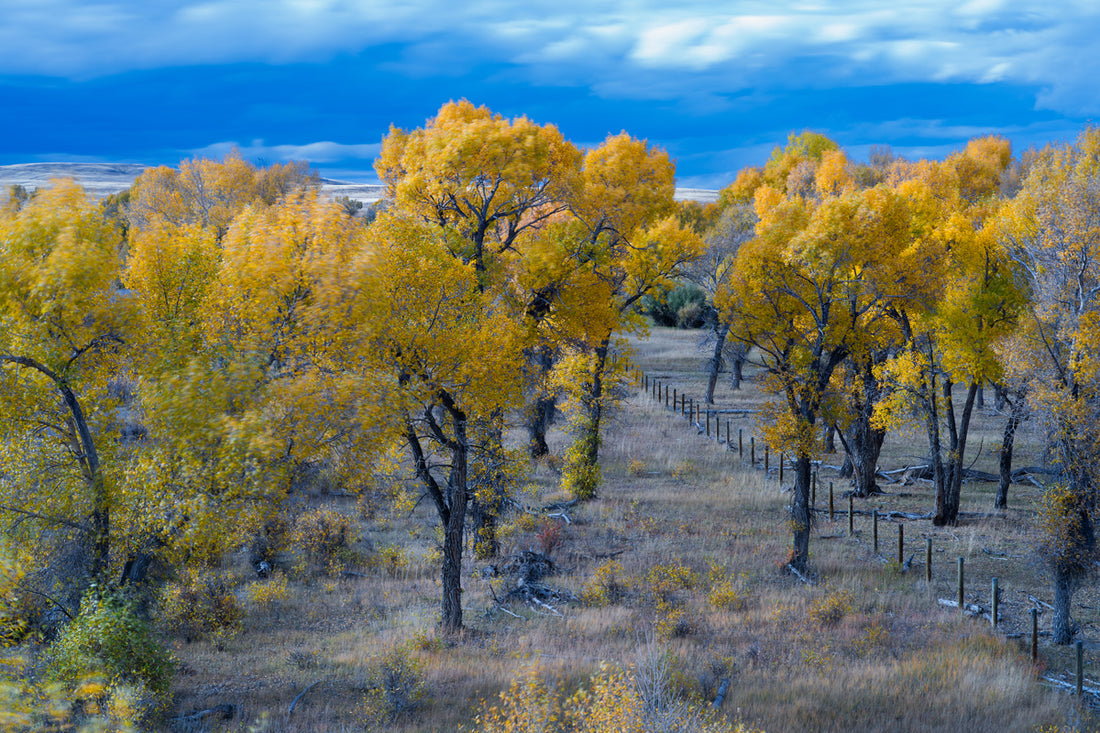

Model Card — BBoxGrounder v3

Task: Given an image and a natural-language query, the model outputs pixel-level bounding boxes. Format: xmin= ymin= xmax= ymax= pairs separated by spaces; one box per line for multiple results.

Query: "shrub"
xmin=645 ymin=561 xmax=698 ymax=602
xmin=473 ymin=662 xmax=756 ymax=733
xmin=646 ymin=284 xmax=707 ymax=327
xmin=158 ymin=571 xmax=244 ymax=643
xmin=46 ymin=590 xmax=174 ymax=702
xmin=2 ymin=652 xmax=148 ymax=732
xmin=676 ymin=301 xmax=707 ymax=329
xmin=808 ymin=588 xmax=854 ymax=627
xmin=581 ymin=559 xmax=630 ymax=606
xmin=361 ymin=642 xmax=425 ymax=726
xmin=245 ymin=571 xmax=290 ymax=609
xmin=292 ymin=508 xmax=357 ymax=574
xmin=536 ymin=519 xmax=566 ymax=556
xmin=377 ymin=544 xmax=410 ymax=578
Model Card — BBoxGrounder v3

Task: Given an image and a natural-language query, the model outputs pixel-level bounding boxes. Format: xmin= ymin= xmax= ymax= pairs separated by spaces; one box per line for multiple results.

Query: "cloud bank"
xmin=2 ymin=1 xmax=1098 ymax=114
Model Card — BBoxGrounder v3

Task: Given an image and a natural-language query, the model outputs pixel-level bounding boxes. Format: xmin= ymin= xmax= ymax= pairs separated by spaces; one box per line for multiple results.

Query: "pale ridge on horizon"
xmin=0 ymin=162 xmax=718 ymax=205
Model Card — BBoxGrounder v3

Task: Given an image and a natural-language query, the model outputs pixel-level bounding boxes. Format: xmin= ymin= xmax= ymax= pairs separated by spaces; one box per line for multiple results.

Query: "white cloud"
xmin=3 ymin=1 xmax=1100 ymax=115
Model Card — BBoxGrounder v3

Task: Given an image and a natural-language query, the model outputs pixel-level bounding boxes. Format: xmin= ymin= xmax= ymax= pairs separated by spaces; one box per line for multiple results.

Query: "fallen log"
xmin=937 ymin=598 xmax=1000 ymax=624
xmin=713 ymin=678 xmax=731 ymax=709
xmin=289 ymin=680 xmax=323 ymax=714
xmin=170 ymin=703 xmax=234 ymax=725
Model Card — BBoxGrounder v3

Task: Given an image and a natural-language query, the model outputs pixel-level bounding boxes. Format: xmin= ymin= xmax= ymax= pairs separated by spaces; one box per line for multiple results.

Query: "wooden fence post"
xmin=811 ymin=471 xmax=817 ymax=506
xmin=872 ymin=509 xmax=879 ymax=554
xmin=848 ymin=495 xmax=854 ymax=536
xmin=750 ymin=437 xmax=755 ymax=466
xmin=779 ymin=454 xmax=784 ymax=484
xmin=1031 ymin=608 xmax=1039 ymax=663
xmin=957 ymin=557 xmax=965 ymax=613
xmin=925 ymin=537 xmax=932 ymax=583
xmin=828 ymin=482 xmax=834 ymax=522
xmin=739 ymin=429 xmax=743 ymax=458
xmin=991 ymin=578 xmax=999 ymax=630
xmin=1077 ymin=641 xmax=1084 ymax=696
xmin=764 ymin=446 xmax=769 ymax=475
xmin=673 ymin=388 xmax=677 ymax=409
xmin=897 ymin=523 xmax=904 ymax=565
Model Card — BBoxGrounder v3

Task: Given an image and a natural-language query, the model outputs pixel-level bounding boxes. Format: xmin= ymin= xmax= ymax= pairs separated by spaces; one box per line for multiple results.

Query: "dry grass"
xmin=159 ymin=327 xmax=1094 ymax=732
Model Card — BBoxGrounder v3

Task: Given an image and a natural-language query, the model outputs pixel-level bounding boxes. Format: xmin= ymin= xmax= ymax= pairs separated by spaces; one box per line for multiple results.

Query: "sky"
xmin=1 ymin=1 xmax=1098 ymax=188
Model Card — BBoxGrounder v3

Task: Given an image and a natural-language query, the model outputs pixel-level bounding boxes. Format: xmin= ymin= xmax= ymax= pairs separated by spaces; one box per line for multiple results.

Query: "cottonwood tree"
xmin=684 ymin=202 xmax=755 ymax=403
xmin=998 ymin=128 xmax=1100 ymax=643
xmin=556 ymin=133 xmax=703 ymax=499
xmin=875 ymin=137 xmax=1021 ymax=524
xmin=718 ymin=139 xmax=917 ymax=572
xmin=348 ymin=213 xmax=527 ymax=633
xmin=124 ymin=189 xmax=362 ymax=565
xmin=0 ymin=180 xmax=130 ymax=591
xmin=375 ymin=100 xmax=583 ymax=553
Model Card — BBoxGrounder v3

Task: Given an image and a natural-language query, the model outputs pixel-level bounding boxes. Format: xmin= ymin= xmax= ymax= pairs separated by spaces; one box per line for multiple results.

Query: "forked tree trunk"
xmin=526 ymin=347 xmax=556 ymax=458
xmin=937 ymin=381 xmax=979 ymax=526
xmin=995 ymin=407 xmax=1022 ymax=510
xmin=705 ymin=322 xmax=729 ymax=404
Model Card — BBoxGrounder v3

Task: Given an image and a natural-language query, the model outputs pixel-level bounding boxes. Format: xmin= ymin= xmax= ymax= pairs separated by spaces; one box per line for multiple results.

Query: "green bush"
xmin=46 ymin=590 xmax=174 ymax=701
xmin=646 ymin=284 xmax=708 ymax=328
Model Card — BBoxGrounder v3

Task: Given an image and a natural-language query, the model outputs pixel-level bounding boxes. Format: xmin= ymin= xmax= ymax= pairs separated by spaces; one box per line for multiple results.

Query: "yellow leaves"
xmin=353 ymin=212 xmax=526 ymax=420
xmin=0 ymin=179 xmax=127 ymax=368
xmin=378 ymin=100 xmax=581 ymax=242
xmin=577 ymin=132 xmax=675 ymax=234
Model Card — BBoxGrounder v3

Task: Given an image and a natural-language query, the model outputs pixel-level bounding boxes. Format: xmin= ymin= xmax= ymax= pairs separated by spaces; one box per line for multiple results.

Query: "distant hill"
xmin=0 ymin=162 xmax=716 ymax=205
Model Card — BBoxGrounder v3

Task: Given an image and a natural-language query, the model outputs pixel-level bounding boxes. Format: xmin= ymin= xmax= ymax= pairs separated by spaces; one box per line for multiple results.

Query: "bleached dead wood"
xmin=937 ymin=598 xmax=1000 ymax=624
xmin=786 ymin=563 xmax=815 ymax=586
xmin=713 ymin=678 xmax=731 ymax=709
xmin=170 ymin=703 xmax=235 ymax=726
xmin=289 ymin=680 xmax=322 ymax=714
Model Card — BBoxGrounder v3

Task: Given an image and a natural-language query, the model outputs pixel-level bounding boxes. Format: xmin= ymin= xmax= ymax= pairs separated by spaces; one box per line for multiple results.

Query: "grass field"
xmin=164 ymin=327 xmax=1098 ymax=732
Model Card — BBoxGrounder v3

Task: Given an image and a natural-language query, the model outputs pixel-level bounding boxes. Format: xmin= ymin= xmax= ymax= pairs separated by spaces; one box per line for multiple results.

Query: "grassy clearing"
xmin=162 ymin=327 xmax=1091 ymax=732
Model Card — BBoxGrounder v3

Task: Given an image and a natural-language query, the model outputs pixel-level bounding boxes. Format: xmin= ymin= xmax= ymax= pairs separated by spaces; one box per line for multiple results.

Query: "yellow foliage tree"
xmin=718 ymin=140 xmax=918 ymax=571
xmin=874 ymin=136 xmax=1023 ymax=525
xmin=997 ymin=127 xmax=1100 ymax=643
xmin=0 ymin=179 xmax=130 ymax=585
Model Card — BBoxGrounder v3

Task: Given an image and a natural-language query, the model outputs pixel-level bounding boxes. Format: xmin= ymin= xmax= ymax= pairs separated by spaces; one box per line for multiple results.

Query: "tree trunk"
xmin=995 ymin=407 xmax=1021 ymax=510
xmin=526 ymin=347 xmax=556 ymax=458
xmin=729 ymin=346 xmax=745 ymax=390
xmin=441 ymin=418 xmax=469 ymax=634
xmin=470 ymin=500 xmax=499 ymax=560
xmin=842 ymin=363 xmax=887 ymax=498
xmin=928 ymin=373 xmax=949 ymax=526
xmin=824 ymin=424 xmax=836 ymax=454
xmin=1052 ymin=569 xmax=1077 ymax=645
xmin=939 ymin=381 xmax=978 ymax=525
xmin=705 ymin=322 xmax=729 ymax=404
xmin=789 ymin=453 xmax=813 ymax=573
xmin=0 ymin=356 xmax=108 ymax=579
xmin=564 ymin=339 xmax=609 ymax=500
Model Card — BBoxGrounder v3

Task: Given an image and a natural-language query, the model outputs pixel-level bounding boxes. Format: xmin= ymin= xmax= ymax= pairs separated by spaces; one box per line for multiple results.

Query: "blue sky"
xmin=1 ymin=1 xmax=1097 ymax=188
